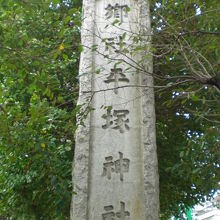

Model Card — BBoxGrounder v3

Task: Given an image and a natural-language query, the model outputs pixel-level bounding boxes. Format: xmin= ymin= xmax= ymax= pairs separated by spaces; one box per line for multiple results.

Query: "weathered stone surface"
xmin=70 ymin=1 xmax=95 ymax=219
xmin=71 ymin=1 xmax=160 ymax=219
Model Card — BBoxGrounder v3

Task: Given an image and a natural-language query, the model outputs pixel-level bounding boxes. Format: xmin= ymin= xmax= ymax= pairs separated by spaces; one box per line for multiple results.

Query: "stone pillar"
xmin=71 ymin=0 xmax=160 ymax=219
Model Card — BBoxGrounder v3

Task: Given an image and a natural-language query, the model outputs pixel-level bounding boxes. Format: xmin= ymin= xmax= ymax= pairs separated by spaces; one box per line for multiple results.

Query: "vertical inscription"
xmin=100 ymin=2 xmax=132 ymax=219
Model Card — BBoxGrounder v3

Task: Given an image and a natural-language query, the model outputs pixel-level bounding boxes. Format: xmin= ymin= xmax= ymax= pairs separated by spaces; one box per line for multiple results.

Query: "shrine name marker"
xmin=71 ymin=0 xmax=160 ymax=219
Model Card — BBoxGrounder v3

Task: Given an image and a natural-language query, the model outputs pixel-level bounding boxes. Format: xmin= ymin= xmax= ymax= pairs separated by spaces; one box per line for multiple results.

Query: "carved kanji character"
xmin=103 ymin=156 xmax=114 ymax=180
xmin=113 ymin=110 xmax=130 ymax=133
xmin=104 ymin=68 xmax=129 ymax=94
xmin=104 ymin=4 xmax=129 ymax=23
xmin=102 ymin=152 xmax=130 ymax=181
xmin=105 ymin=4 xmax=114 ymax=19
xmin=114 ymin=152 xmax=130 ymax=181
xmin=105 ymin=37 xmax=115 ymax=54
xmin=102 ymin=205 xmax=115 ymax=220
xmin=115 ymin=36 xmax=127 ymax=53
xmin=115 ymin=202 xmax=130 ymax=220
xmin=121 ymin=5 xmax=129 ymax=19
xmin=102 ymin=109 xmax=113 ymax=129
xmin=105 ymin=37 xmax=127 ymax=55
xmin=114 ymin=3 xmax=121 ymax=19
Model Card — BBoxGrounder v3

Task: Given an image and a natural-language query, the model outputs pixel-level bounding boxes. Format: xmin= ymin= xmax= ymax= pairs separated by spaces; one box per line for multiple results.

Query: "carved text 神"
xmin=103 ymin=152 xmax=130 ymax=181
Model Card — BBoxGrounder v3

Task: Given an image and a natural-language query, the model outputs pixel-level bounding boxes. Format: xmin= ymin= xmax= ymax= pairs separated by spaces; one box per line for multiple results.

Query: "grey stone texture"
xmin=71 ymin=0 xmax=160 ymax=219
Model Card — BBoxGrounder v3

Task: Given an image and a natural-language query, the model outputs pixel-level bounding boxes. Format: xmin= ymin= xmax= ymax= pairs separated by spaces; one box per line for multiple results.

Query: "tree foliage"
xmin=151 ymin=0 xmax=220 ymax=218
xmin=0 ymin=0 xmax=81 ymax=219
xmin=0 ymin=0 xmax=219 ymax=219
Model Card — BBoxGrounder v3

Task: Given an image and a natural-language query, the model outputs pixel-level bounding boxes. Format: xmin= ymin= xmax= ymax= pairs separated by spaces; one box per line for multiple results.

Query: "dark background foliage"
xmin=0 ymin=0 xmax=219 ymax=219
xmin=151 ymin=0 xmax=220 ymax=218
xmin=0 ymin=0 xmax=81 ymax=219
